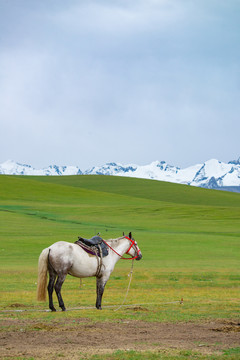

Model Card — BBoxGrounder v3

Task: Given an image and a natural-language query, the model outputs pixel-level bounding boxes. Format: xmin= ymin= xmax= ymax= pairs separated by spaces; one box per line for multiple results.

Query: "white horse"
xmin=37 ymin=233 xmax=142 ymax=311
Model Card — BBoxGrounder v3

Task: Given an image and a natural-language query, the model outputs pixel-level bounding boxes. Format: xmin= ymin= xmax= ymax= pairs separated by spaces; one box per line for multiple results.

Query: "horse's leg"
xmin=48 ymin=270 xmax=57 ymax=312
xmin=54 ymin=273 xmax=67 ymax=311
xmin=47 ymin=259 xmax=57 ymax=312
xmin=96 ymin=276 xmax=107 ymax=310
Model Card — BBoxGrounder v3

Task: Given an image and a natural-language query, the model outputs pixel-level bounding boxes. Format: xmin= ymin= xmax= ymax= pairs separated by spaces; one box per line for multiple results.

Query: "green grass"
xmin=3 ymin=349 xmax=240 ymax=360
xmin=86 ymin=349 xmax=240 ymax=360
xmin=0 ymin=174 xmax=240 ymax=323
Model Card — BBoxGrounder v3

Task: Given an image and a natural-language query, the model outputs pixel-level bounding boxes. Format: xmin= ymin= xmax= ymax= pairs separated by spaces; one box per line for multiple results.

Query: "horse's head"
xmin=125 ymin=232 xmax=142 ymax=261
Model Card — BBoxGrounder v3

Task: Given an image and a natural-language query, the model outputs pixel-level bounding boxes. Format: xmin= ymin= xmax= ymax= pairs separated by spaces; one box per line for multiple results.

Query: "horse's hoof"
xmin=51 ymin=308 xmax=56 ymax=312
xmin=61 ymin=308 xmax=66 ymax=312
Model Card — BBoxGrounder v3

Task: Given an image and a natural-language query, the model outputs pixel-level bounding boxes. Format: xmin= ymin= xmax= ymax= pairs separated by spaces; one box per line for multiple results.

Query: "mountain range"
xmin=1 ymin=158 xmax=240 ymax=192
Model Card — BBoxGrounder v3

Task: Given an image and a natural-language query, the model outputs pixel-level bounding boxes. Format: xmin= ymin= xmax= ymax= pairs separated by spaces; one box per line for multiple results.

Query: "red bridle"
xmin=102 ymin=236 xmax=141 ymax=260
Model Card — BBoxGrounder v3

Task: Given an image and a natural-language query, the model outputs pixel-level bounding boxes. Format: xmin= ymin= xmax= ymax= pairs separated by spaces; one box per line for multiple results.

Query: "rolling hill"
xmin=0 ymin=174 xmax=240 ymax=273
xmin=1 ymin=174 xmax=240 ymax=324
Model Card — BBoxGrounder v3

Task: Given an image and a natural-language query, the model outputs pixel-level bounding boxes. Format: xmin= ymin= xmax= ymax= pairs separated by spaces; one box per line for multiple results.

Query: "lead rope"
xmin=114 ymin=259 xmax=134 ymax=311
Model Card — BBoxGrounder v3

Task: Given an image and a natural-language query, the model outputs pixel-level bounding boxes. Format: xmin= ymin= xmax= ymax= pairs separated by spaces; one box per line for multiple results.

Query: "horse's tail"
xmin=37 ymin=248 xmax=49 ymax=301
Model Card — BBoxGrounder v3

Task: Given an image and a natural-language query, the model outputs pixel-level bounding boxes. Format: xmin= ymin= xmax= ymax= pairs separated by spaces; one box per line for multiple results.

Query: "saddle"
xmin=75 ymin=235 xmax=109 ymax=257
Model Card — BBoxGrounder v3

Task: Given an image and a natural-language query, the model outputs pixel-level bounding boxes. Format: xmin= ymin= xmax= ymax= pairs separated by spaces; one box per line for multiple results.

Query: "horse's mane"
xmin=106 ymin=236 xmax=125 ymax=244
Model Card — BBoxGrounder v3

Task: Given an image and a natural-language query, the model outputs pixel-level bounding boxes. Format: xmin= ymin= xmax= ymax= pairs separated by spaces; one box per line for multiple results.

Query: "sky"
xmin=0 ymin=0 xmax=240 ymax=170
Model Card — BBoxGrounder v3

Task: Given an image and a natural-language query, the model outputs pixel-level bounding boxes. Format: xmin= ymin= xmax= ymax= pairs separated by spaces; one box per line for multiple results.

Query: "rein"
xmin=102 ymin=236 xmax=140 ymax=260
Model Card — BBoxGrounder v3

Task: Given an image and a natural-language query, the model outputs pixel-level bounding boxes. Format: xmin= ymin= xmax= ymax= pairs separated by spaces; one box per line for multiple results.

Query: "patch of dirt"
xmin=127 ymin=306 xmax=149 ymax=311
xmin=1 ymin=318 xmax=240 ymax=359
xmin=212 ymin=321 xmax=240 ymax=333
xmin=8 ymin=303 xmax=28 ymax=308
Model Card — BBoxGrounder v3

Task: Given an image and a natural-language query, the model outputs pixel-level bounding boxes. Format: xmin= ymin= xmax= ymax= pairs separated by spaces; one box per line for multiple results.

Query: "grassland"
xmin=0 ymin=174 xmax=240 ymax=359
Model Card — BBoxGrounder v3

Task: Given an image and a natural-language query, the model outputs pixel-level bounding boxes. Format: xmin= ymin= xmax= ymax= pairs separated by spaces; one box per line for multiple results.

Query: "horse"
xmin=37 ymin=232 xmax=142 ymax=311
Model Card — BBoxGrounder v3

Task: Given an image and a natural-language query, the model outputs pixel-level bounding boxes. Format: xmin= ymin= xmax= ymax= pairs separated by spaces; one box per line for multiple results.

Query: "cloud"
xmin=0 ymin=1 xmax=240 ymax=168
xmin=51 ymin=0 xmax=186 ymax=36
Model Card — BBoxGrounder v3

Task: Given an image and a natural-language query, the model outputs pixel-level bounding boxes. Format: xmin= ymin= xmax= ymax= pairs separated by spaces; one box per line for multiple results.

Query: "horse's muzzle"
xmin=136 ymin=253 xmax=142 ymax=261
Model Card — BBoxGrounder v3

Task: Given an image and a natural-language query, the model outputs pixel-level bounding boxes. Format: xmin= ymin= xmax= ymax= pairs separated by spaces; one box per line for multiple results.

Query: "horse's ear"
xmin=123 ymin=232 xmax=125 ymax=236
xmin=129 ymin=232 xmax=132 ymax=239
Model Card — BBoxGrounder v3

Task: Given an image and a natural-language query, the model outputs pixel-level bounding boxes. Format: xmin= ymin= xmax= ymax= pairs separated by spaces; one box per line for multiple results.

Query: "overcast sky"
xmin=0 ymin=0 xmax=239 ymax=170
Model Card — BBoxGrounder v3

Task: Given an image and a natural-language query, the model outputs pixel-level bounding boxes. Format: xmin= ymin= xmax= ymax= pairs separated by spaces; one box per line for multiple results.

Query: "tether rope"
xmin=114 ymin=259 xmax=134 ymax=311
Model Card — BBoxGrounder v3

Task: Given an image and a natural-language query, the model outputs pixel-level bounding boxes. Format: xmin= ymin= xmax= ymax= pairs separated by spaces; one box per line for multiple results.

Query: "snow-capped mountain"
xmin=1 ymin=158 xmax=240 ymax=192
xmin=0 ymin=160 xmax=82 ymax=176
xmin=85 ymin=159 xmax=240 ymax=190
xmin=86 ymin=161 xmax=198 ymax=184
xmin=85 ymin=162 xmax=138 ymax=176
xmin=191 ymin=159 xmax=240 ymax=188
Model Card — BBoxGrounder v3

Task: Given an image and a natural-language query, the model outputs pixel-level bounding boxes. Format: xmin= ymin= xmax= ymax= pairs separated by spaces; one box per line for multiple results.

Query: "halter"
xmin=102 ymin=236 xmax=141 ymax=260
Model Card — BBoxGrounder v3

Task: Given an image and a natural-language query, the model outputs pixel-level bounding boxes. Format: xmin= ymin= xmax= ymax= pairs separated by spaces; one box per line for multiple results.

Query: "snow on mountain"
xmin=228 ymin=157 xmax=240 ymax=165
xmin=173 ymin=163 xmax=203 ymax=185
xmin=127 ymin=161 xmax=180 ymax=182
xmin=191 ymin=159 xmax=234 ymax=187
xmin=221 ymin=167 xmax=240 ymax=187
xmin=0 ymin=160 xmax=82 ymax=176
xmin=188 ymin=159 xmax=240 ymax=189
xmin=43 ymin=165 xmax=82 ymax=176
xmin=0 ymin=160 xmax=35 ymax=175
xmin=85 ymin=162 xmax=137 ymax=176
xmin=85 ymin=161 xmax=180 ymax=182
xmin=1 ymin=158 xmax=240 ymax=191
xmin=85 ymin=160 xmax=215 ymax=186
